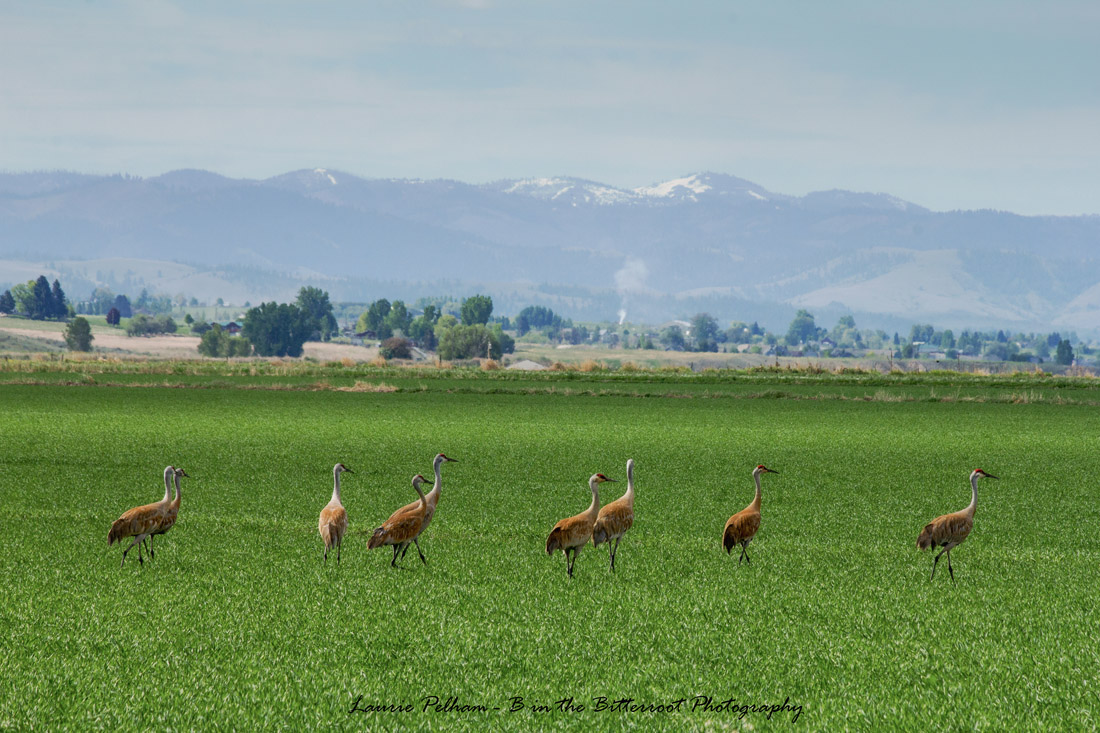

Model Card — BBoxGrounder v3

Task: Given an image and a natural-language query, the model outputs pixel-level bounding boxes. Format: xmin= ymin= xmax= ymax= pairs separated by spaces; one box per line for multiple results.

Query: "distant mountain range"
xmin=2 ymin=168 xmax=1099 ymax=332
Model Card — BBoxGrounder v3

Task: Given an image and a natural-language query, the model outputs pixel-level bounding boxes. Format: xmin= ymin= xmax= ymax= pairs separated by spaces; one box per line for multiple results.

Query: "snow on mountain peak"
xmin=635 ymin=174 xmax=713 ymax=200
xmin=494 ymin=177 xmax=635 ymax=205
xmin=313 ymin=168 xmax=338 ymax=186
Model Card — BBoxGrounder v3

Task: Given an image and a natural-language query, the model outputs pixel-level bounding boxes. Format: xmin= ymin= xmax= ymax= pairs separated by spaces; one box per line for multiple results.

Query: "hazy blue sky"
xmin=2 ymin=1 xmax=1097 ymax=214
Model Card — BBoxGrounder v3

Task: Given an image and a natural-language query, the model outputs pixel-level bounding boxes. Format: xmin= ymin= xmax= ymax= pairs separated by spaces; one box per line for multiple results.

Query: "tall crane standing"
xmin=917 ymin=468 xmax=998 ymax=582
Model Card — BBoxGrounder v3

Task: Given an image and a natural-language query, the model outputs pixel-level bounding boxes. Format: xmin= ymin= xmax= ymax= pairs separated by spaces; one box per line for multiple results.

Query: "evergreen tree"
xmin=0 ymin=290 xmax=14 ymax=314
xmin=31 ymin=276 xmax=52 ymax=320
xmin=49 ymin=279 xmax=67 ymax=319
xmin=63 ymin=317 xmax=93 ymax=351
xmin=113 ymin=294 xmax=132 ymax=318
xmin=106 ymin=308 xmax=121 ymax=326
xmin=1055 ymin=339 xmax=1074 ymax=366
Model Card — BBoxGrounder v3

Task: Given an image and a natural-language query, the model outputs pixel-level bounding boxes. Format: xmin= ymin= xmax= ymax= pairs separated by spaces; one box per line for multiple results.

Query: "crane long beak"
xmin=985 ymin=473 xmax=998 ymax=479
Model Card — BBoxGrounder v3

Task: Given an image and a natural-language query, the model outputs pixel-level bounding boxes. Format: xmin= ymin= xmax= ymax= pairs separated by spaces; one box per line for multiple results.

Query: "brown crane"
xmin=546 ymin=473 xmax=616 ymax=578
xmin=148 ymin=466 xmax=189 ymax=558
xmin=392 ymin=453 xmax=457 ymax=562
xmin=723 ymin=465 xmax=778 ymax=564
xmin=318 ymin=463 xmax=353 ymax=564
xmin=592 ymin=459 xmax=635 ymax=571
xmin=367 ymin=474 xmax=430 ymax=566
xmin=107 ymin=465 xmax=176 ymax=567
xmin=917 ymin=468 xmax=998 ymax=582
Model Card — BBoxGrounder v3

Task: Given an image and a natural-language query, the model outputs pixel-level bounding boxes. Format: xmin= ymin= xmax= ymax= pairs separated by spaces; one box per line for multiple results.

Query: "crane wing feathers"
xmin=917 ymin=512 xmax=973 ymax=549
xmin=546 ymin=527 xmax=563 ymax=555
xmin=107 ymin=502 xmax=166 ymax=545
xmin=368 ymin=511 xmax=423 ymax=548
xmin=723 ymin=510 xmax=760 ymax=550
xmin=592 ymin=504 xmax=633 ymax=546
xmin=546 ymin=513 xmax=596 ymax=554
xmin=319 ymin=506 xmax=347 ymax=545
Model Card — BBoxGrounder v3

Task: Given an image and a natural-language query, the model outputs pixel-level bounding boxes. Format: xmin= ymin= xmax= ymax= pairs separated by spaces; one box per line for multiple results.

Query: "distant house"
xmin=221 ymin=321 xmax=242 ymax=335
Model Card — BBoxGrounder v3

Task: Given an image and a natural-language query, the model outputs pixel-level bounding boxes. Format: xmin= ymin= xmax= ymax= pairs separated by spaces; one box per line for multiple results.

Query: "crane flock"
xmin=107 ymin=457 xmax=998 ymax=583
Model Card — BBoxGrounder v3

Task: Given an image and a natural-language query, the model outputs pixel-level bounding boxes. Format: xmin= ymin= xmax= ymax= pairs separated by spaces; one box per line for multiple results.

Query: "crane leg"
xmin=391 ymin=544 xmax=400 ymax=567
xmin=931 ymin=547 xmax=947 ymax=580
xmin=146 ymin=535 xmax=155 ymax=560
xmin=122 ymin=534 xmax=147 ymax=566
xmin=566 ymin=548 xmax=575 ymax=577
xmin=947 ymin=550 xmax=956 ymax=584
xmin=737 ymin=545 xmax=745 ymax=565
xmin=337 ymin=540 xmax=341 ymax=565
xmin=610 ymin=538 xmax=620 ymax=571
xmin=414 ymin=538 xmax=426 ymax=565
xmin=400 ymin=543 xmax=409 ymax=560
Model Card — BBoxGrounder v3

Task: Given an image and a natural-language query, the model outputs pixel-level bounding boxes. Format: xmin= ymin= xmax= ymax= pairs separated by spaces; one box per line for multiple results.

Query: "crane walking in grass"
xmin=393 ymin=453 xmax=457 ymax=562
xmin=593 ymin=459 xmax=635 ymax=571
xmin=108 ymin=465 xmax=176 ymax=567
xmin=546 ymin=473 xmax=616 ymax=578
xmin=148 ymin=466 xmax=189 ymax=558
xmin=917 ymin=468 xmax=998 ymax=583
xmin=723 ymin=465 xmax=778 ymax=564
xmin=368 ymin=474 xmax=430 ymax=566
xmin=319 ymin=463 xmax=353 ymax=564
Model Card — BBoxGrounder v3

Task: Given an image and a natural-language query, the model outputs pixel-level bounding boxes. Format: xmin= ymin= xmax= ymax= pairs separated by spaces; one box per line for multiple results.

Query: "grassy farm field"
xmin=2 ymin=367 xmax=1099 ymax=730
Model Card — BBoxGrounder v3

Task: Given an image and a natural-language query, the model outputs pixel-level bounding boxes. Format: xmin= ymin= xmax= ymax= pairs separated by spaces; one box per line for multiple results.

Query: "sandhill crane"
xmin=367 ymin=474 xmax=430 ymax=566
xmin=318 ymin=463 xmax=353 ymax=564
xmin=393 ymin=453 xmax=457 ymax=561
xmin=108 ymin=465 xmax=176 ymax=567
xmin=546 ymin=473 xmax=616 ymax=578
xmin=593 ymin=459 xmax=635 ymax=571
xmin=917 ymin=468 xmax=998 ymax=583
xmin=723 ymin=465 xmax=778 ymax=564
xmin=148 ymin=467 xmax=189 ymax=558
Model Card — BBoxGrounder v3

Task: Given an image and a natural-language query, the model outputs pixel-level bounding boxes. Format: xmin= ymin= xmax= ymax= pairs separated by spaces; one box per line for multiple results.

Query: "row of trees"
xmin=0 ymin=276 xmax=69 ymax=320
xmin=78 ymin=287 xmax=174 ymax=316
xmin=126 ymin=314 xmax=178 ymax=336
xmin=198 ymin=325 xmax=252 ymax=358
xmin=357 ymin=294 xmax=513 ymax=360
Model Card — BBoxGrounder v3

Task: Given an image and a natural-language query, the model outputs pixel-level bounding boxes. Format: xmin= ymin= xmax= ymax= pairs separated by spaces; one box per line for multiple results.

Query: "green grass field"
xmin=2 ymin=368 xmax=1099 ymax=730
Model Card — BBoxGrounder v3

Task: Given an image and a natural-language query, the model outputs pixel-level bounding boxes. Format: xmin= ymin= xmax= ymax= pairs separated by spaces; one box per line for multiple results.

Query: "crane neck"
xmin=172 ymin=472 xmax=182 ymax=506
xmin=587 ymin=477 xmax=601 ymax=517
xmin=429 ymin=456 xmax=444 ymax=501
xmin=331 ymin=466 xmax=343 ymax=505
xmin=412 ymin=479 xmax=427 ymax=512
xmin=625 ymin=462 xmax=635 ymax=503
xmin=964 ymin=472 xmax=978 ymax=517
xmin=162 ymin=466 xmax=174 ymax=503
xmin=749 ymin=471 xmax=762 ymax=511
